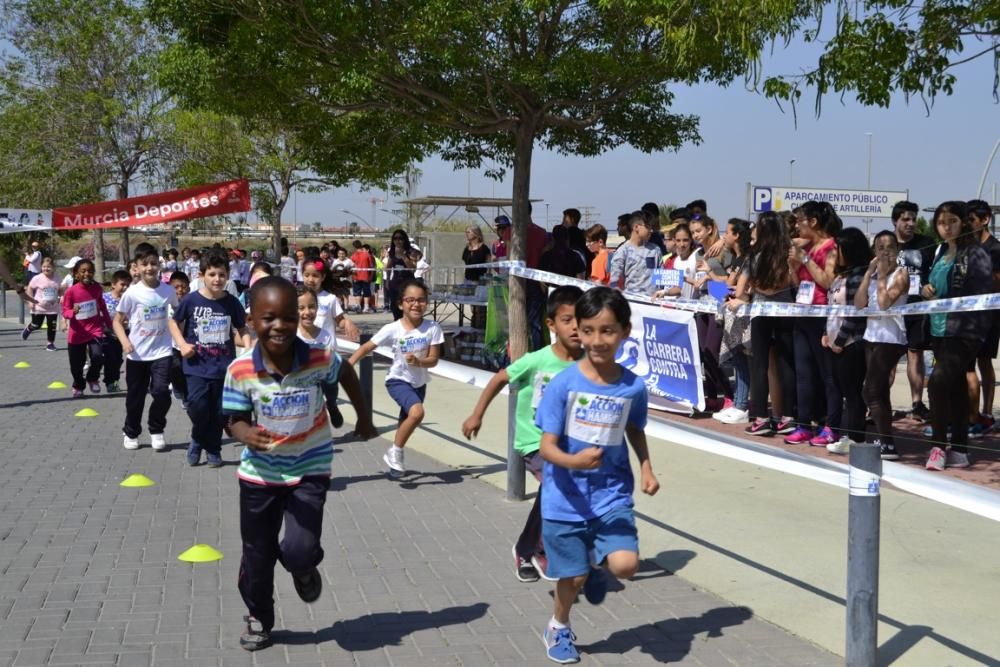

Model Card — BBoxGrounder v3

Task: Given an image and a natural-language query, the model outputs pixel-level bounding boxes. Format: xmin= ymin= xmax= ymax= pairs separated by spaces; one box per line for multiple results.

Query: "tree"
xmin=764 ymin=1 xmax=1000 ymax=113
xmin=3 ymin=0 xmax=173 ymax=277
xmin=152 ymin=0 xmax=809 ymax=358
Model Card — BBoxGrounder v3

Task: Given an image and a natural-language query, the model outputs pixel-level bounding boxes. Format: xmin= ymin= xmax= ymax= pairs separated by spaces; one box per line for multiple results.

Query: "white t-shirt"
xmin=371 ymin=319 xmax=444 ymax=388
xmin=279 ymin=256 xmax=297 ymax=282
xmin=415 ymin=259 xmax=430 ymax=279
xmin=314 ymin=290 xmax=344 ymax=346
xmin=116 ymin=282 xmax=178 ymax=361
xmin=297 ymin=327 xmax=335 ymax=351
xmin=25 ymin=250 xmax=41 ymax=273
xmin=184 ymin=258 xmax=201 ymax=279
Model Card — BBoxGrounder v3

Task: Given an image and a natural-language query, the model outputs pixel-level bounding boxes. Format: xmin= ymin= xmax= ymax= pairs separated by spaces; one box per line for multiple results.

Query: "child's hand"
xmin=242 ymin=425 xmax=276 ymax=452
xmin=72 ymin=304 xmax=80 ymax=314
xmin=461 ymin=415 xmax=482 ymax=439
xmin=122 ymin=340 xmax=135 ymax=356
xmin=573 ymin=447 xmax=604 ymax=470
xmin=179 ymin=342 xmax=196 ymax=359
xmin=351 ymin=421 xmax=378 ymax=441
xmin=404 ymin=353 xmax=420 ymax=366
xmin=640 ymin=468 xmax=660 ymax=496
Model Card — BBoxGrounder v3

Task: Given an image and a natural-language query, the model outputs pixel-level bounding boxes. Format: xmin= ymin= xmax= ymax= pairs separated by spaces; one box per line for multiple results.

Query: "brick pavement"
xmin=0 ymin=320 xmax=838 ymax=666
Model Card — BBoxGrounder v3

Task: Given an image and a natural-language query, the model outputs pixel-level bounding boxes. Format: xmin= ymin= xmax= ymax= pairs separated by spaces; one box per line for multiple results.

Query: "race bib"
xmin=196 ymin=314 xmax=231 ymax=345
xmin=40 ymin=287 xmax=58 ymax=302
xmin=399 ymin=334 xmax=429 ymax=356
xmin=565 ymin=392 xmax=631 ymax=447
xmin=143 ymin=304 xmax=167 ymax=322
xmin=258 ymin=388 xmax=314 ymax=437
xmin=76 ymin=299 xmax=98 ymax=320
xmin=652 ymin=269 xmax=682 ymax=288
xmin=908 ymin=274 xmax=921 ymax=296
xmin=796 ymin=281 xmax=816 ymax=304
xmin=531 ymin=372 xmax=556 ymax=412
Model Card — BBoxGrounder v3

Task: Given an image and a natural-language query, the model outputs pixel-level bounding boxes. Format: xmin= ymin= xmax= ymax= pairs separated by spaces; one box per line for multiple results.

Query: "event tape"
xmin=342 ymin=260 xmax=522 ymax=274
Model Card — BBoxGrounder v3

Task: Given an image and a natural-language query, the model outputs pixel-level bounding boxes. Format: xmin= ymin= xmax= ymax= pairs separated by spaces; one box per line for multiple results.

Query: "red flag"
xmin=52 ymin=179 xmax=251 ymax=230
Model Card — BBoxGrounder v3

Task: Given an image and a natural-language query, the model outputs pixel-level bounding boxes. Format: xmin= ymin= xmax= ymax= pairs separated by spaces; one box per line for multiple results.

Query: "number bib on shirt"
xmin=565 ymin=392 xmax=631 ymax=447
xmin=258 ymin=388 xmax=314 ymax=437
xmin=531 ymin=372 xmax=555 ymax=413
xmin=399 ymin=335 xmax=429 ymax=356
xmin=196 ymin=314 xmax=231 ymax=345
xmin=796 ymin=281 xmax=816 ymax=304
xmin=40 ymin=287 xmax=57 ymax=302
xmin=76 ymin=299 xmax=98 ymax=320
xmin=908 ymin=273 xmax=921 ymax=296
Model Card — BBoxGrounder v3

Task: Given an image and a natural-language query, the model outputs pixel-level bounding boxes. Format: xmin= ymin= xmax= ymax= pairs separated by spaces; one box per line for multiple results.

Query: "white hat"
xmin=64 ymin=256 xmax=83 ymax=268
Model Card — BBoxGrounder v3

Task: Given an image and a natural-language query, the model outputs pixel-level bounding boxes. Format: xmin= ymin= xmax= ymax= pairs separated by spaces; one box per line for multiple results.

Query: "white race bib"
xmin=76 ymin=299 xmax=98 ymax=320
xmin=531 ymin=372 xmax=556 ymax=412
xmin=908 ymin=273 xmax=921 ymax=296
xmin=258 ymin=388 xmax=314 ymax=437
xmin=196 ymin=314 xmax=231 ymax=345
xmin=565 ymin=392 xmax=630 ymax=447
xmin=399 ymin=334 xmax=429 ymax=356
xmin=796 ymin=281 xmax=816 ymax=304
xmin=40 ymin=287 xmax=58 ymax=302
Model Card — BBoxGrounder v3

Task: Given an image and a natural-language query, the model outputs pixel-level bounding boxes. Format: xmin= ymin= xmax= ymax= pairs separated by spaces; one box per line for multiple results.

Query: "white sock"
xmin=392 ymin=445 xmax=404 ymax=454
xmin=548 ymin=617 xmax=568 ymax=631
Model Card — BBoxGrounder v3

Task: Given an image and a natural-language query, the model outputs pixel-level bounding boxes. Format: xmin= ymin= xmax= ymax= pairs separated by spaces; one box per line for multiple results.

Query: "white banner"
xmin=752 ymin=185 xmax=908 ymax=218
xmin=0 ymin=208 xmax=52 ymax=234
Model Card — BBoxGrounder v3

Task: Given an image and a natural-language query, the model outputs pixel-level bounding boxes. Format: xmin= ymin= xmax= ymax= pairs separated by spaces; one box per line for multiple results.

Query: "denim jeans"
xmin=732 ymin=350 xmax=750 ymax=411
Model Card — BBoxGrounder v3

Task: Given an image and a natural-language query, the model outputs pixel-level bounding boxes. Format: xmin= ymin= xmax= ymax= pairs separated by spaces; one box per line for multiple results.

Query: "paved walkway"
xmin=0 ymin=319 xmax=838 ymax=666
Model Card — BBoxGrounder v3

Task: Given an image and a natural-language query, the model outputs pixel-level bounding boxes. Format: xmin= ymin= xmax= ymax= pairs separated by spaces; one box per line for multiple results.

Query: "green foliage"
xmin=763 ymin=1 xmax=1000 ymax=113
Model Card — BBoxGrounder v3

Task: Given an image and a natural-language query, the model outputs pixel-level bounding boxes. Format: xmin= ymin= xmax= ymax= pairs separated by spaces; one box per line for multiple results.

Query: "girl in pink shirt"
xmin=22 ymin=257 xmax=62 ymax=351
xmin=61 ymin=259 xmax=113 ymax=397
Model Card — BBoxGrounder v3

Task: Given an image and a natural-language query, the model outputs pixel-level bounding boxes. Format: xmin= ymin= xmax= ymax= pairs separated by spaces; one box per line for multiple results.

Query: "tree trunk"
xmin=272 ymin=183 xmax=289 ymax=260
xmin=93 ymin=229 xmax=105 ymax=280
xmin=508 ymin=123 xmax=535 ymax=361
xmin=117 ymin=182 xmax=130 ymax=270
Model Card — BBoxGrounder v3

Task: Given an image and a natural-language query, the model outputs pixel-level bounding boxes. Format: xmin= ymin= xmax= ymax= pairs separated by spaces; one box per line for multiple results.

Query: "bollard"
xmin=505 ymin=389 xmax=526 ymax=501
xmin=1 ymin=280 xmax=6 ymax=319
xmin=357 ymin=332 xmax=373 ymax=426
xmin=18 ymin=291 xmax=25 ymax=325
xmin=846 ymin=442 xmax=882 ymax=667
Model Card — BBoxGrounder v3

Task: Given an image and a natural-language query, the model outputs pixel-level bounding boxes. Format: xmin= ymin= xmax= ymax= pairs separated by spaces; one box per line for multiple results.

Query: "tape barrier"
xmin=347 ymin=260 xmax=523 ymax=274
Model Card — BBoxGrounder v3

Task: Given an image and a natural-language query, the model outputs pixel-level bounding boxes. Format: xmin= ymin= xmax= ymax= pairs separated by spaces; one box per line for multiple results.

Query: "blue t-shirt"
xmin=172 ymin=290 xmax=246 ymax=378
xmin=534 ymin=363 xmax=648 ymax=522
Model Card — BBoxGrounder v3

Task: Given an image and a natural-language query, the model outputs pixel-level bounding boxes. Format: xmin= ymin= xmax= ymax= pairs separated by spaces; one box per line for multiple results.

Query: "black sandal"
xmin=240 ymin=615 xmax=272 ymax=651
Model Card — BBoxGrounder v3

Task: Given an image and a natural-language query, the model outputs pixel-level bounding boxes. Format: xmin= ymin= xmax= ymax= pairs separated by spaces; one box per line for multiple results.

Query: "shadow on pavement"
xmin=270 ymin=602 xmax=490 ymax=650
xmin=328 ymin=463 xmax=505 ymax=492
xmin=578 ymin=606 xmax=753 ymax=662
xmin=650 ymin=549 xmax=697 ymax=576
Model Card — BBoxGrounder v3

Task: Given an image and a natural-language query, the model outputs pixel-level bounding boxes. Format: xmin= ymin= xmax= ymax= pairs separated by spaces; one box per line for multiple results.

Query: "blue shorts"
xmin=385 ymin=379 xmax=426 ymax=421
xmin=542 ymin=504 xmax=638 ymax=579
xmin=352 ymin=281 xmax=372 ymax=297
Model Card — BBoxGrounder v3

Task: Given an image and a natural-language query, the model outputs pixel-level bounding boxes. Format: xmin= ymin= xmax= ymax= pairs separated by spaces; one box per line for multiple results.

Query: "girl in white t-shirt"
xmin=297 ymin=286 xmax=344 ymax=428
xmin=301 ymin=257 xmax=360 ymax=347
xmin=349 ymin=279 xmax=444 ymax=477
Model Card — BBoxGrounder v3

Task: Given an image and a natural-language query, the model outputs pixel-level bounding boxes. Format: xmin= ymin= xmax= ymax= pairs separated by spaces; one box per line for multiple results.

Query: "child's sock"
xmin=548 ymin=617 xmax=568 ymax=631
xmin=392 ymin=445 xmax=404 ymax=454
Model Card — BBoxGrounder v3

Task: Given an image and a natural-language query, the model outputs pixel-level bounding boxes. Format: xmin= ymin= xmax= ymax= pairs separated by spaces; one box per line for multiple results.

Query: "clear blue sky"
xmin=282 ymin=44 xmax=1000 ymax=236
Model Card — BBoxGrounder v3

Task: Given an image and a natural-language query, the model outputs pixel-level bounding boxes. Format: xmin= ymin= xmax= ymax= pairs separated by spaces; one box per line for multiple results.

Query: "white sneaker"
xmin=945 ymin=449 xmax=970 ymax=468
xmin=925 ymin=446 xmax=946 ymax=471
xmin=123 ymin=435 xmax=140 ymax=450
xmin=716 ymin=407 xmax=749 ymax=424
xmin=151 ymin=433 xmax=167 ymax=452
xmin=826 ymin=436 xmax=854 ymax=455
xmin=383 ymin=447 xmax=405 ymax=473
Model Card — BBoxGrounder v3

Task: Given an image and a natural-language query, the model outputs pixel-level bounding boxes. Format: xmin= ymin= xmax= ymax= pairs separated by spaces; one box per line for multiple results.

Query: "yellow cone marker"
xmin=48 ymin=381 xmax=68 ymax=389
xmin=177 ymin=544 xmax=224 ymax=563
xmin=120 ymin=474 xmax=156 ymax=488
xmin=74 ymin=408 xmax=99 ymax=417
xmin=13 ymin=361 xmax=30 ymax=368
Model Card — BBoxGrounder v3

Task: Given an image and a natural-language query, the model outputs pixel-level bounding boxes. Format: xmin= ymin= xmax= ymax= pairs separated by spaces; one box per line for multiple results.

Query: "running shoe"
xmin=809 ymin=426 xmax=837 ymax=447
xmin=292 ymin=567 xmax=323 ymax=603
xmin=239 ymin=615 xmax=272 ymax=651
xmin=531 ymin=553 xmax=557 ymax=582
xmin=783 ymin=427 xmax=814 ymax=445
xmin=744 ymin=418 xmax=773 ymax=437
xmin=20 ymin=325 xmax=32 ymax=340
xmin=543 ymin=626 xmax=580 ymax=664
xmin=716 ymin=407 xmax=749 ymax=425
xmin=513 ymin=545 xmax=539 ymax=582
xmin=45 ymin=343 xmax=57 ymax=352
xmin=945 ymin=449 xmax=971 ymax=469
xmin=106 ymin=381 xmax=120 ymax=393
xmin=383 ymin=447 xmax=405 ymax=474
xmin=879 ymin=441 xmax=900 ymax=460
xmin=775 ymin=418 xmax=797 ymax=435
xmin=150 ymin=433 xmax=167 ymax=452
xmin=910 ymin=401 xmax=930 ymax=422
xmin=925 ymin=446 xmax=946 ymax=471
xmin=826 ymin=436 xmax=854 ymax=455
xmin=72 ymin=388 xmax=84 ymax=398
xmin=123 ymin=435 xmax=139 ymax=450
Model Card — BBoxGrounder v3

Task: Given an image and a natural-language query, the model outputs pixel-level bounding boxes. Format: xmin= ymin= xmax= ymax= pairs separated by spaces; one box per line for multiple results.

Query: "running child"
xmin=61 ymin=259 xmax=114 ymax=397
xmin=169 ymin=252 xmax=249 ymax=467
xmin=301 ymin=256 xmax=360 ymax=345
xmin=22 ymin=256 xmax=61 ymax=351
xmin=462 ymin=285 xmax=584 ymax=583
xmin=534 ymin=286 xmax=659 ymax=664
xmin=101 ymin=270 xmax=131 ymax=392
xmin=296 ymin=285 xmax=346 ymax=428
xmin=222 ymin=277 xmax=375 ymax=651
xmin=168 ymin=271 xmax=191 ymax=407
xmin=113 ymin=247 xmax=179 ymax=451
xmin=348 ymin=279 xmax=443 ymax=476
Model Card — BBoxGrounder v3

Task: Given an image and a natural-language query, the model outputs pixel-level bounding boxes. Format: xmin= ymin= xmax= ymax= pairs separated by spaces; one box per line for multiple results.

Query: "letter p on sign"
xmin=753 ymin=187 xmax=772 ymax=212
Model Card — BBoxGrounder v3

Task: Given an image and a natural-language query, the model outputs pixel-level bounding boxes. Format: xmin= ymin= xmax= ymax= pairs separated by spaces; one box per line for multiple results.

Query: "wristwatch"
xmin=802 ymin=255 xmax=812 ymax=265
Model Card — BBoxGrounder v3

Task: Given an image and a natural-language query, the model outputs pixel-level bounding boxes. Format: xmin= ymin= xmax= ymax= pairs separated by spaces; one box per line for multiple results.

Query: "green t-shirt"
xmin=506 ymin=346 xmax=576 ymax=456
xmin=929 ymin=255 xmax=953 ymax=337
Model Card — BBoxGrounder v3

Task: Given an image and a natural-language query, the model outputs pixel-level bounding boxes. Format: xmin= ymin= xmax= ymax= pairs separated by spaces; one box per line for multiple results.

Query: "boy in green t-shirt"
xmin=462 ymin=285 xmax=584 ymax=582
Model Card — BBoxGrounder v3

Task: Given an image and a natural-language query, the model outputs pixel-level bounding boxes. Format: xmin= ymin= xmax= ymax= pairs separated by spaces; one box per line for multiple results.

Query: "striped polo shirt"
xmin=223 ymin=339 xmax=341 ymax=486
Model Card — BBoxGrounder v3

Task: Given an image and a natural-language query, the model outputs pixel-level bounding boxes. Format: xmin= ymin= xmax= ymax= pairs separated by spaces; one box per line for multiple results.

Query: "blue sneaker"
xmin=543 ymin=626 xmax=580 ymax=664
xmin=582 ymin=567 xmax=607 ymax=605
xmin=186 ymin=442 xmax=202 ymax=466
xmin=206 ymin=451 xmax=223 ymax=468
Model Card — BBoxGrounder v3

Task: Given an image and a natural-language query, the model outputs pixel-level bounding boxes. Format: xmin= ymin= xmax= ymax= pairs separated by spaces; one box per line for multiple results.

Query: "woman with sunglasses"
xmin=386 ymin=230 xmax=418 ymax=320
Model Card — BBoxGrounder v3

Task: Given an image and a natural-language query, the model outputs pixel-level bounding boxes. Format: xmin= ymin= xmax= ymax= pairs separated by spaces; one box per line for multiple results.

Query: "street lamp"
xmin=789 ymin=159 xmax=796 ymax=186
xmin=342 ymin=209 xmax=369 ymax=231
xmin=865 ymin=132 xmax=873 ymax=237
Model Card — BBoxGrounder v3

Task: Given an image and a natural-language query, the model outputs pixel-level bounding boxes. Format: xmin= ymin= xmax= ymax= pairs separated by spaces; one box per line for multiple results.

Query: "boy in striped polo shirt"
xmin=223 ymin=277 xmax=376 ymax=651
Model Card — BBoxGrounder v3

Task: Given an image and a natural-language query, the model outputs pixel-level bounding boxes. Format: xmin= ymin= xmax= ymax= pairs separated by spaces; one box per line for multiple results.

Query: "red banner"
xmin=51 ymin=179 xmax=251 ymax=230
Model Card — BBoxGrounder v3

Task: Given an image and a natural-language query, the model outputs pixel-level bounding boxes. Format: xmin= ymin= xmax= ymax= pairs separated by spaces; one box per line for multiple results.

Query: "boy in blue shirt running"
xmin=534 ymin=286 xmax=660 ymax=664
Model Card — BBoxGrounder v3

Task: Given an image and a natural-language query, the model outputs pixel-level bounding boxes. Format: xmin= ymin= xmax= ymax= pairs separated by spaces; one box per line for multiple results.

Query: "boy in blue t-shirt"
xmin=168 ymin=251 xmax=250 ymax=467
xmin=534 ymin=286 xmax=659 ymax=664
xmin=461 ymin=285 xmax=584 ymax=582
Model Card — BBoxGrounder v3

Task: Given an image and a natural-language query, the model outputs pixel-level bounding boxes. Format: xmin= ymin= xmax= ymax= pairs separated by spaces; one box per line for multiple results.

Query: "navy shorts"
xmin=352 ymin=281 xmax=372 ymax=297
xmin=542 ymin=504 xmax=638 ymax=579
xmin=385 ymin=379 xmax=426 ymax=421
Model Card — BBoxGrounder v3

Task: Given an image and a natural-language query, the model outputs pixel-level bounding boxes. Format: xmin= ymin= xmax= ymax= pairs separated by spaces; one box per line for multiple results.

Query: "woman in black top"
xmin=462 ymin=226 xmax=491 ymax=282
xmin=386 ymin=230 xmax=417 ymax=320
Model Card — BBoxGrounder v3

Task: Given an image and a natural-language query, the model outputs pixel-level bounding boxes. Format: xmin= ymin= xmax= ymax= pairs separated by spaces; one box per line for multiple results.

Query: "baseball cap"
xmin=64 ymin=255 xmax=83 ymax=268
xmin=494 ymin=215 xmax=511 ymax=227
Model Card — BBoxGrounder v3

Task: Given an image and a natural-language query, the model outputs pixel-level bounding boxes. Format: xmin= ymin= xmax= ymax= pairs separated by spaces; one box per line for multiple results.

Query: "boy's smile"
xmin=251 ymin=288 xmax=299 ymax=360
